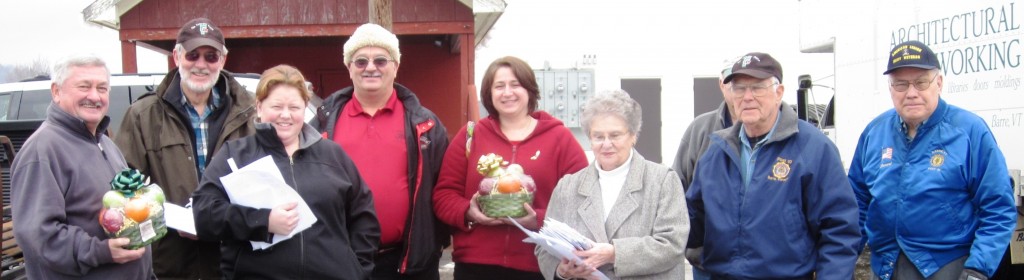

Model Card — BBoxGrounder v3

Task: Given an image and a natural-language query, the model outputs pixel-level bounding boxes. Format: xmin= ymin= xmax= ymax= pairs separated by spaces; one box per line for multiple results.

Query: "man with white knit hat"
xmin=313 ymin=23 xmax=450 ymax=280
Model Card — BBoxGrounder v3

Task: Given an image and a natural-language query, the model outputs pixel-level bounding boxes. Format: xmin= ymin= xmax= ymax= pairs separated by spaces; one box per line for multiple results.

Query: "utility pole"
xmin=369 ymin=0 xmax=393 ymax=31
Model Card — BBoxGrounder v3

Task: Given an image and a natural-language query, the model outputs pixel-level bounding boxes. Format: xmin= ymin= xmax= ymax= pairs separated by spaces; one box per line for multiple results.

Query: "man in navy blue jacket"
xmin=848 ymin=41 xmax=1015 ymax=280
xmin=686 ymin=52 xmax=861 ymax=279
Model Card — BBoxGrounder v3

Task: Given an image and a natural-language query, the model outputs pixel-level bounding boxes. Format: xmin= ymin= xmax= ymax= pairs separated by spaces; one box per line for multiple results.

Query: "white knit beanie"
xmin=343 ymin=23 xmax=401 ymax=66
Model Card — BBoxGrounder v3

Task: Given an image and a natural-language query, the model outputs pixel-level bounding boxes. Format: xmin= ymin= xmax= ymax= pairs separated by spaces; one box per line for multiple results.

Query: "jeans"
xmin=691 ymin=265 xmax=712 ymax=280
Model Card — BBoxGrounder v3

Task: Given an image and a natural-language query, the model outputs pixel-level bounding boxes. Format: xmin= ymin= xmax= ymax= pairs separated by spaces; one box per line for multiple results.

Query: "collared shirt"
xmin=596 ymin=150 xmax=634 ymax=220
xmin=181 ymin=88 xmax=221 ymax=178
xmin=738 ymin=112 xmax=781 ymax=186
xmin=332 ymin=90 xmax=409 ymax=246
xmin=898 ymin=118 xmax=927 ymax=142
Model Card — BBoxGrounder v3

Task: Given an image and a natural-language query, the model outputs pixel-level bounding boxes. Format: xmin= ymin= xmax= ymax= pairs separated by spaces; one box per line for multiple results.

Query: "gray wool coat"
xmin=536 ymin=151 xmax=689 ymax=280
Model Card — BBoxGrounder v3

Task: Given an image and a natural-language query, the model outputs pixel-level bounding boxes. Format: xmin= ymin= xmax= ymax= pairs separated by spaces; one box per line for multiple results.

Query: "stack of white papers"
xmin=220 ymin=156 xmax=318 ymax=250
xmin=509 ymin=218 xmax=608 ymax=280
xmin=163 ymin=203 xmax=196 ymax=235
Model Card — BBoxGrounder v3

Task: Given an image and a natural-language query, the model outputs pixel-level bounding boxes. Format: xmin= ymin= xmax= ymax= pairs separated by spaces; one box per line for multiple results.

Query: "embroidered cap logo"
xmin=193 ymin=23 xmax=213 ymax=36
xmin=741 ymin=55 xmax=761 ymax=68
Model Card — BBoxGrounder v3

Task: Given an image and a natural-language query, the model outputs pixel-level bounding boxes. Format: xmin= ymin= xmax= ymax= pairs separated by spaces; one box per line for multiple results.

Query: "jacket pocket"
xmin=939 ymin=202 xmax=968 ymax=235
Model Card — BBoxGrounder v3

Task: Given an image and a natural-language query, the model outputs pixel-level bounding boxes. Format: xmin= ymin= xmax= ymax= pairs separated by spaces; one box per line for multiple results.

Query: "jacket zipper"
xmin=400 ymin=120 xmax=431 ymax=273
xmin=510 ymin=144 xmax=518 ymax=163
xmin=97 ymin=142 xmax=107 ymax=160
xmin=505 ymin=142 xmax=519 ymax=266
xmin=289 ymin=155 xmax=305 ymax=279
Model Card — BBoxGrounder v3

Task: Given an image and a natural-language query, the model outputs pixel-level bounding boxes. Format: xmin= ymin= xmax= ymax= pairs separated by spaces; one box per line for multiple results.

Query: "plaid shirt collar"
xmin=180 ymin=87 xmax=222 ymax=112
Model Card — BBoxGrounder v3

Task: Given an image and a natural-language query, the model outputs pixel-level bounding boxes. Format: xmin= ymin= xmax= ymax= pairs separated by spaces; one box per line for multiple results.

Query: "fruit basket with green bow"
xmin=475 ymin=154 xmax=536 ymax=218
xmin=98 ymin=168 xmax=168 ymax=249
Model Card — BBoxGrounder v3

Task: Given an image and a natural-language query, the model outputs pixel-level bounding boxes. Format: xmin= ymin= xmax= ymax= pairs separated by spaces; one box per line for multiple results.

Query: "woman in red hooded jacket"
xmin=433 ymin=56 xmax=588 ymax=279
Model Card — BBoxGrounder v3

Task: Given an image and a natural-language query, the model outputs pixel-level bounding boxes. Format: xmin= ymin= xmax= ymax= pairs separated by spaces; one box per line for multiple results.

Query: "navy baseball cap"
xmin=723 ymin=52 xmax=782 ymax=84
xmin=883 ymin=40 xmax=941 ymax=75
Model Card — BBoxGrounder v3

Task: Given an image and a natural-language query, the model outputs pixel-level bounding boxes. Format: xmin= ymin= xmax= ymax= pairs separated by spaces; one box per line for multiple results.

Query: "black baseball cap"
xmin=723 ymin=52 xmax=783 ymax=84
xmin=883 ymin=40 xmax=940 ymax=75
xmin=176 ymin=18 xmax=226 ymax=52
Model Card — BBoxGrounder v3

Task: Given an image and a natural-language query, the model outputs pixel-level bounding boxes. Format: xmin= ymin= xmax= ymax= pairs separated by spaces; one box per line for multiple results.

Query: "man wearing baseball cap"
xmin=686 ymin=52 xmax=860 ymax=279
xmin=115 ymin=17 xmax=255 ymax=279
xmin=849 ymin=41 xmax=1015 ymax=280
xmin=312 ymin=23 xmax=449 ymax=280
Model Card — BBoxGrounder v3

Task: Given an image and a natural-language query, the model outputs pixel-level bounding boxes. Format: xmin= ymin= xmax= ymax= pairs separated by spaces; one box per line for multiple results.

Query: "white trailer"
xmin=799 ymin=0 xmax=1024 ymax=265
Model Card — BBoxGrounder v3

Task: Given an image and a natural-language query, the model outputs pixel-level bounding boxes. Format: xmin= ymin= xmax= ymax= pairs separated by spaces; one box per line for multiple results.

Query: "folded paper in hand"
xmin=220 ymin=156 xmax=318 ymax=250
xmin=508 ymin=217 xmax=609 ymax=280
xmin=163 ymin=202 xmax=196 ymax=235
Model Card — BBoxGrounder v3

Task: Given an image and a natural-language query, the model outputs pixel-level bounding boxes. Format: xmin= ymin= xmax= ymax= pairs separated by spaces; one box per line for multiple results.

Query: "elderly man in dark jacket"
xmin=115 ymin=18 xmax=255 ymax=279
xmin=313 ymin=23 xmax=450 ymax=280
xmin=686 ymin=52 xmax=860 ymax=279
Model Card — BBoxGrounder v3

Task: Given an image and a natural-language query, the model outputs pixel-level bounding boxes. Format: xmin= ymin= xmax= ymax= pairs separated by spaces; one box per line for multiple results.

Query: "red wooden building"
xmin=84 ymin=0 xmax=505 ymax=137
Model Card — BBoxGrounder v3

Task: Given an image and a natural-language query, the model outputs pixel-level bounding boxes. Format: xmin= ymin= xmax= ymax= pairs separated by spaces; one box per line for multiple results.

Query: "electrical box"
xmin=534 ymin=69 xmax=595 ymax=128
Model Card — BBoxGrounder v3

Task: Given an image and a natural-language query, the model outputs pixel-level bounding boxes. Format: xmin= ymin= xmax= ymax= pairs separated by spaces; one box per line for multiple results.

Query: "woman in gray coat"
xmin=536 ymin=89 xmax=688 ymax=280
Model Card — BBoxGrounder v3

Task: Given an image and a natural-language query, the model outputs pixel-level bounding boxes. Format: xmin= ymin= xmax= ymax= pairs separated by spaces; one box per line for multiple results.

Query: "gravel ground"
xmin=437 ymin=249 xmax=694 ymax=280
xmin=439 ymin=247 xmax=867 ymax=280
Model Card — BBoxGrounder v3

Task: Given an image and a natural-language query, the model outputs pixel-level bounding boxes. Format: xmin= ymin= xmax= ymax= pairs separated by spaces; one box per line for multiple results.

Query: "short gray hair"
xmin=582 ymin=89 xmax=643 ymax=136
xmin=51 ymin=54 xmax=109 ymax=86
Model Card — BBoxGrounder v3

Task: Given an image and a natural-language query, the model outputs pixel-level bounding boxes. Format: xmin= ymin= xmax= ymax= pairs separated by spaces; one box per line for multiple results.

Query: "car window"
xmin=128 ymin=85 xmax=153 ymax=103
xmin=0 ymin=93 xmax=10 ymax=120
xmin=16 ymin=89 xmax=52 ymax=120
xmin=107 ymin=86 xmax=132 ymax=130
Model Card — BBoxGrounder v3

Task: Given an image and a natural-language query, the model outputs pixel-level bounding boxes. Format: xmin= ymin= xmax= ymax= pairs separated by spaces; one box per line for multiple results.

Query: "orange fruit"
xmin=124 ymin=198 xmax=150 ymax=222
xmin=496 ymin=176 xmax=522 ymax=194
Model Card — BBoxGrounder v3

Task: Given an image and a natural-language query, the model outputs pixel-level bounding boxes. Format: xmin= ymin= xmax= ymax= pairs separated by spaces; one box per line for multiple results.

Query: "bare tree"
xmin=2 ymin=58 xmax=50 ymax=83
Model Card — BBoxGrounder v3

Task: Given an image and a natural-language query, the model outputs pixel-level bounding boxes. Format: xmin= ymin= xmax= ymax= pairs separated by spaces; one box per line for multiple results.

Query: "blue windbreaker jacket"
xmin=847 ymin=99 xmax=1015 ymax=278
xmin=686 ymin=104 xmax=861 ymax=279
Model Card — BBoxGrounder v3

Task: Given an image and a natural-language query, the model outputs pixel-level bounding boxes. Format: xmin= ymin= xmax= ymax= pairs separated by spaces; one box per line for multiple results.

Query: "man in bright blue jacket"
xmin=848 ymin=41 xmax=1016 ymax=280
xmin=686 ymin=52 xmax=861 ymax=279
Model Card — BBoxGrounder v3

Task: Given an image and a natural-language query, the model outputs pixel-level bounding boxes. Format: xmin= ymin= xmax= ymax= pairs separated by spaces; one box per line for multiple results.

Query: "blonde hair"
xmin=255 ymin=65 xmax=311 ymax=103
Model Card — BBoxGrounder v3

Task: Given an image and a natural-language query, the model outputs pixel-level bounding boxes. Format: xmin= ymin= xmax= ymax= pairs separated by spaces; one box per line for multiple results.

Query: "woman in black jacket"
xmin=193 ymin=65 xmax=380 ymax=279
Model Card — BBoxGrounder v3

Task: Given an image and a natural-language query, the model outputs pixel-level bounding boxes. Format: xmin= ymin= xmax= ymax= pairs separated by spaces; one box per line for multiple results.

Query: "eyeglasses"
xmin=590 ymin=132 xmax=630 ymax=144
xmin=352 ymin=57 xmax=393 ymax=69
xmin=890 ymin=72 xmax=939 ymax=92
xmin=729 ymin=82 xmax=778 ymax=97
xmin=184 ymin=51 xmax=221 ymax=64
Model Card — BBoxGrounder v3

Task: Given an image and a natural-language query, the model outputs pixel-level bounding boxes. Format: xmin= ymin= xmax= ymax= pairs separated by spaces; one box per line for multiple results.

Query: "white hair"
xmin=582 ymin=89 xmax=643 ymax=136
xmin=51 ymin=54 xmax=109 ymax=86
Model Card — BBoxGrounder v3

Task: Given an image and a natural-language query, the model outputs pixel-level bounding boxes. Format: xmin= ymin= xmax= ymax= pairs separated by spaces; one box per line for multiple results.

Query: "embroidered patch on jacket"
xmin=769 ymin=157 xmax=792 ymax=182
xmin=880 ymin=147 xmax=893 ymax=168
xmin=929 ymin=149 xmax=946 ymax=171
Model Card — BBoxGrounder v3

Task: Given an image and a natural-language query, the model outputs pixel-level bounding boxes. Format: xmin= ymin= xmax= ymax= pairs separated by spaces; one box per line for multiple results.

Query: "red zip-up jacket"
xmin=433 ymin=111 xmax=588 ymax=272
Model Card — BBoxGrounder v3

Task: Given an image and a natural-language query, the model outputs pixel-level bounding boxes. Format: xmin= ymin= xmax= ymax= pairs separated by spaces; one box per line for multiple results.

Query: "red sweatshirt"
xmin=433 ymin=111 xmax=588 ymax=272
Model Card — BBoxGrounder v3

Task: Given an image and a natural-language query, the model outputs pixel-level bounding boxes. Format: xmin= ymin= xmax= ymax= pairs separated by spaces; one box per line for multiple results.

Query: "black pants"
xmin=872 ymin=252 xmax=967 ymax=280
xmin=453 ymin=263 xmax=544 ymax=280
xmin=372 ymin=248 xmax=440 ymax=280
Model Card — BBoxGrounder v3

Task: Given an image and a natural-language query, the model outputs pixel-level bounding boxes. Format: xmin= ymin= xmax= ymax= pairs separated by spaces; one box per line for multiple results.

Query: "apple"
xmin=99 ymin=208 xmax=123 ymax=233
xmin=102 ymin=191 xmax=126 ymax=208
xmin=507 ymin=164 xmax=524 ymax=177
xmin=478 ymin=177 xmax=497 ymax=195
xmin=145 ymin=185 xmax=166 ymax=205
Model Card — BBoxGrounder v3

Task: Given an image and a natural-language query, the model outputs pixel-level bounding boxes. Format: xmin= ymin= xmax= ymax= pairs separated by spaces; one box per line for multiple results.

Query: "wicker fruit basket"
xmin=475 ymin=154 xmax=537 ymax=218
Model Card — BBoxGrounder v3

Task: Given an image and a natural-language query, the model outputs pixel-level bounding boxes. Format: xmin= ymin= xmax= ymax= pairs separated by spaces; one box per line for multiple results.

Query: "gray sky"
xmin=0 ymin=0 xmax=165 ymax=74
xmin=0 ymin=0 xmax=835 ymax=89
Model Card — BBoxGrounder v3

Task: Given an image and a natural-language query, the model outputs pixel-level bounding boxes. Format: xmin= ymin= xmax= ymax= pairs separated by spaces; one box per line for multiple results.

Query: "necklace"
xmin=502 ymin=117 xmax=536 ymax=141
